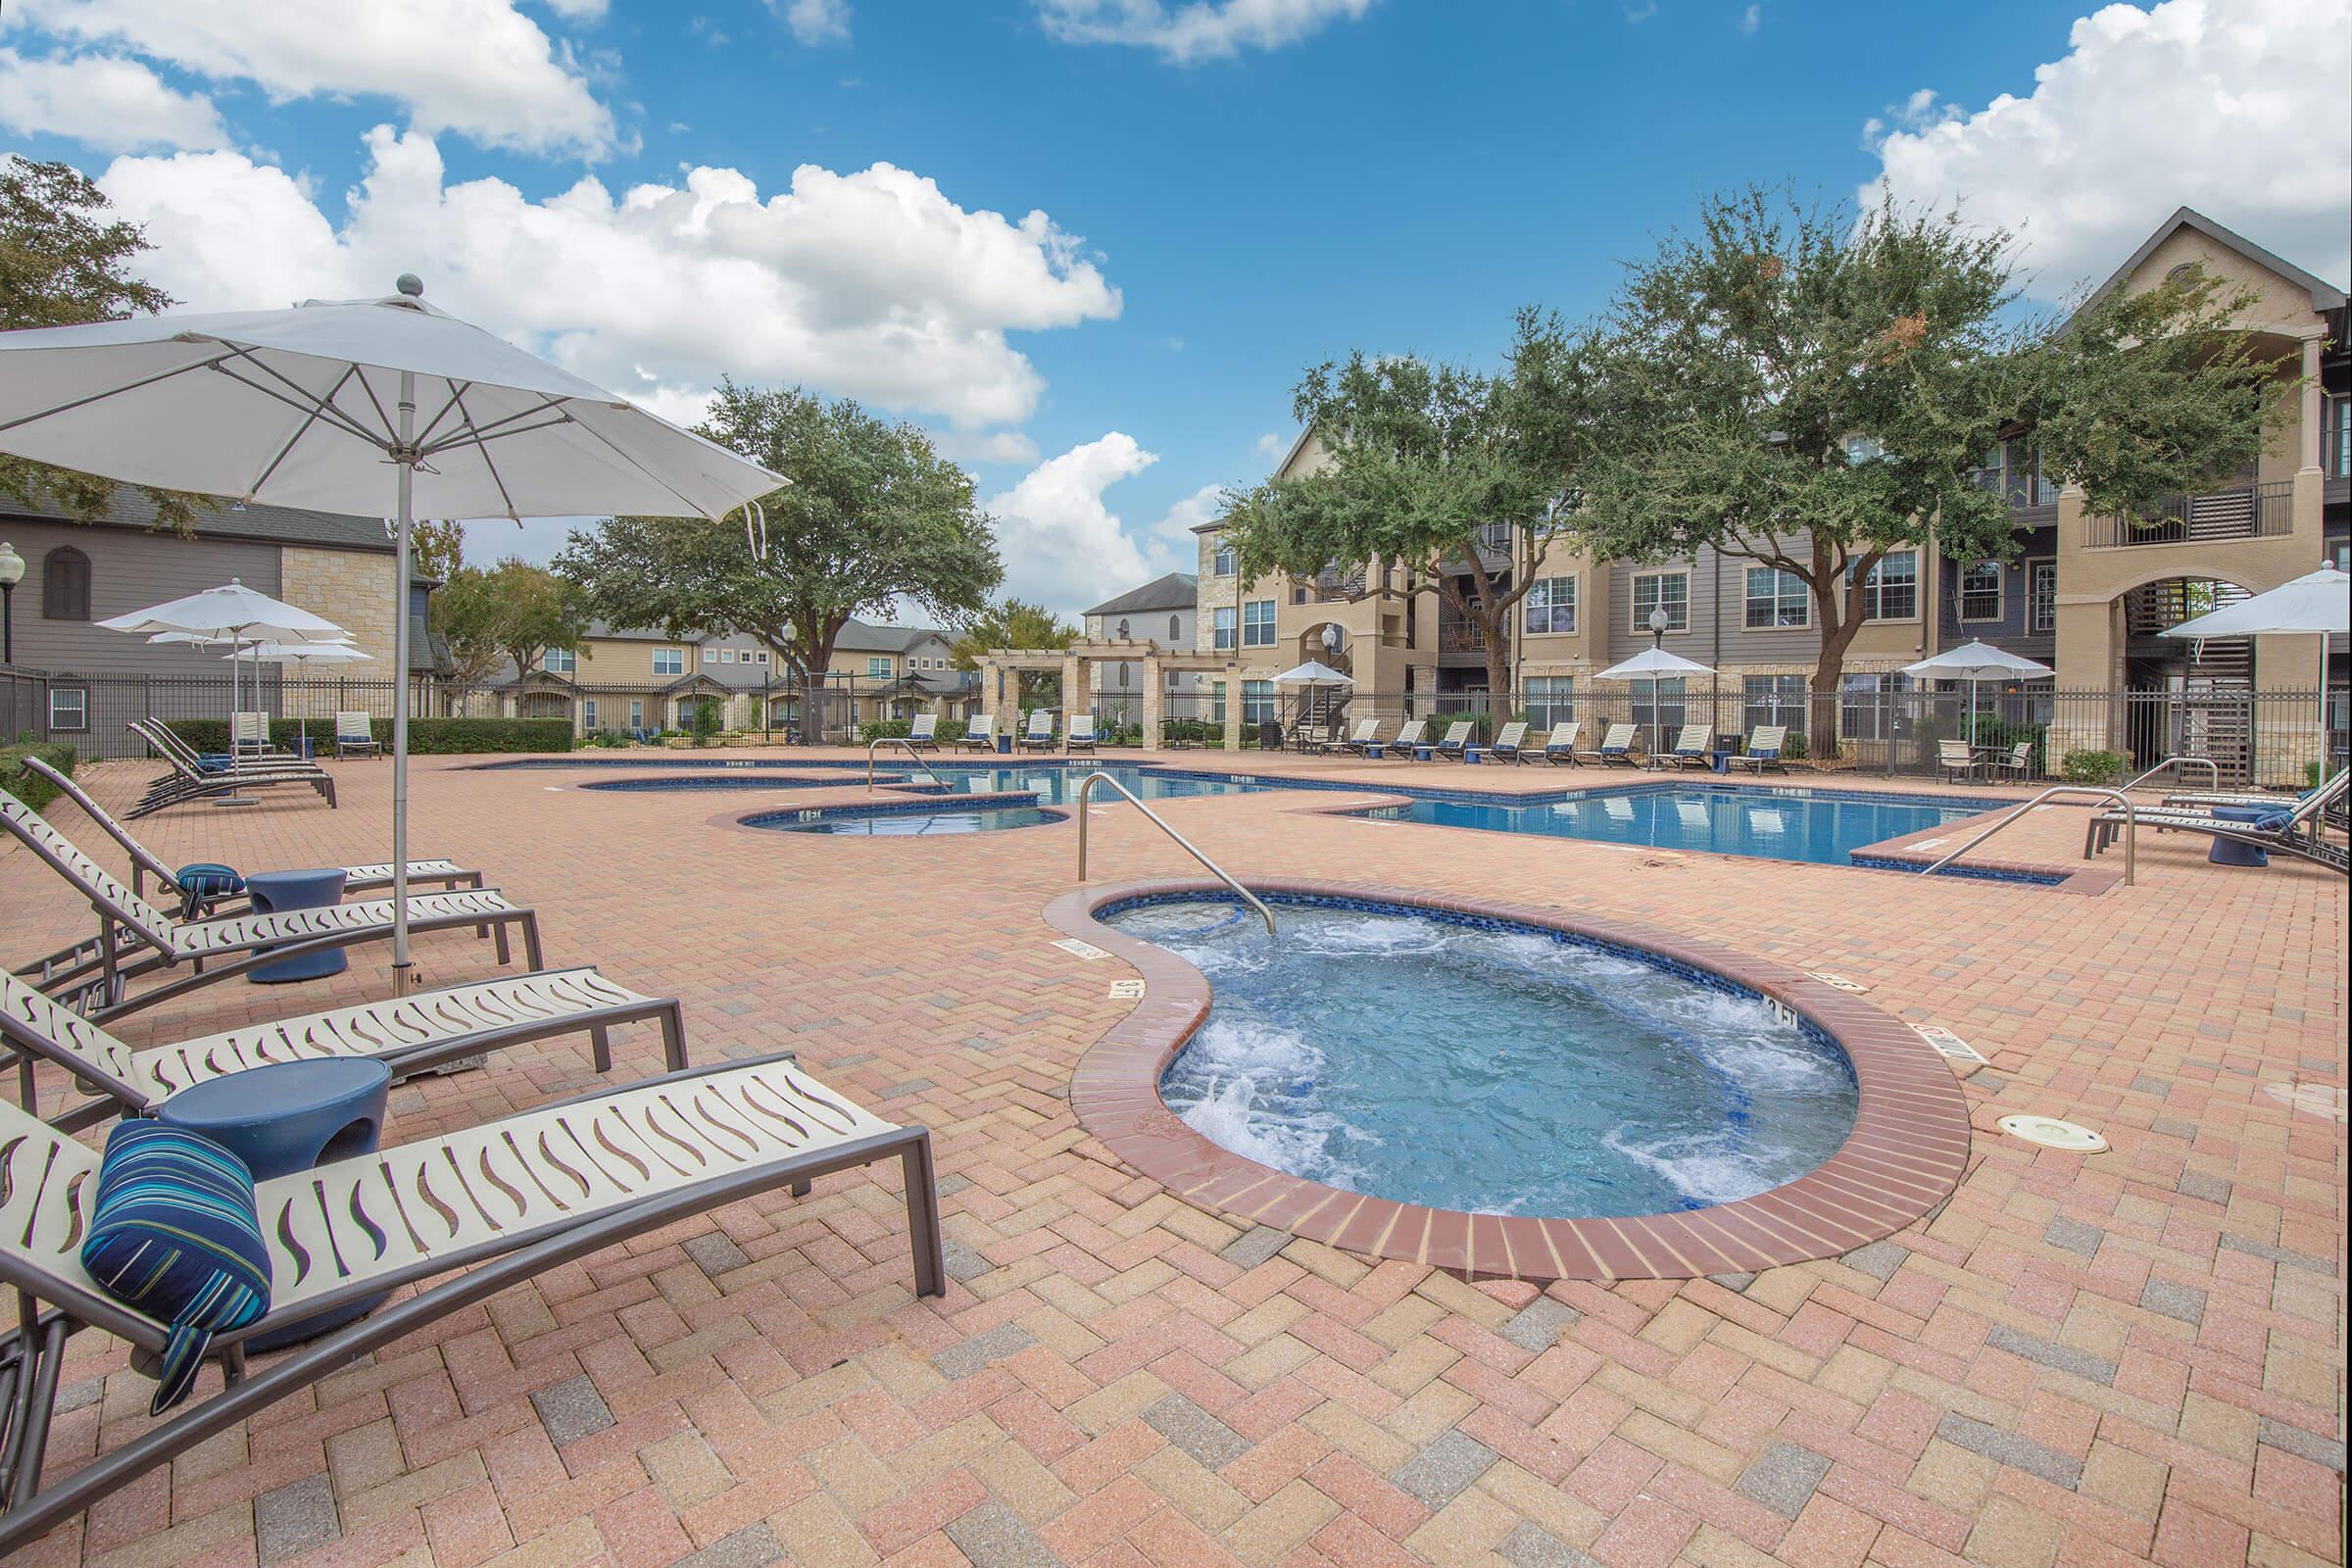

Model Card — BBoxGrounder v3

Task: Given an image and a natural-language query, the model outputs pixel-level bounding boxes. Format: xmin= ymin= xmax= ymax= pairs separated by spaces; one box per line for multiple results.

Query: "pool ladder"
xmin=1075 ymin=772 xmax=1278 ymax=938
xmin=866 ymin=737 xmax=947 ymax=792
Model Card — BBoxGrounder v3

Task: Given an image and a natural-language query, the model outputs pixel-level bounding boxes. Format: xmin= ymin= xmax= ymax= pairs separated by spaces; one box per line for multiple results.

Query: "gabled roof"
xmin=2 ymin=484 xmax=399 ymax=552
xmin=2078 ymin=206 xmax=2347 ymax=317
xmin=833 ymin=620 xmax=951 ymax=654
xmin=1086 ymin=572 xmax=1200 ymax=617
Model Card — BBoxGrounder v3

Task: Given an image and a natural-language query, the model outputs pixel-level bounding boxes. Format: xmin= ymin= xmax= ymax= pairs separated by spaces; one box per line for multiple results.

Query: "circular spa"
xmin=1064 ymin=883 xmax=1971 ymax=1280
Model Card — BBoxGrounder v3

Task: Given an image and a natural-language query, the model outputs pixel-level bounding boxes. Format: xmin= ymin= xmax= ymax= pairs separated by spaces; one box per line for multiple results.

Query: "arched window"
xmin=42 ymin=547 xmax=91 ymax=620
xmin=1168 ymin=614 xmax=1181 ymax=640
xmin=1117 ymin=618 xmax=1130 ymax=640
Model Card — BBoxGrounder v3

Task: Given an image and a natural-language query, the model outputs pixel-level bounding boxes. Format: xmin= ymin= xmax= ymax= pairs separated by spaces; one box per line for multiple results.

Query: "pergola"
xmin=972 ymin=640 xmax=1244 ymax=750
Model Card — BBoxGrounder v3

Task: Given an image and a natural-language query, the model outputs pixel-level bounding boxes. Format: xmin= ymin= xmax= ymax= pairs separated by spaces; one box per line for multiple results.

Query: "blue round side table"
xmin=2206 ymin=806 xmax=2275 ymax=866
xmin=244 ymin=867 xmax=351 ymax=984
xmin=156 ymin=1056 xmax=392 ymax=1348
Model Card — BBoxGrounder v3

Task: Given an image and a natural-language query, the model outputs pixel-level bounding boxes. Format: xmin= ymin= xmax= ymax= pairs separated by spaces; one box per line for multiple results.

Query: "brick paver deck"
xmin=3 ymin=748 xmax=2342 ymax=1568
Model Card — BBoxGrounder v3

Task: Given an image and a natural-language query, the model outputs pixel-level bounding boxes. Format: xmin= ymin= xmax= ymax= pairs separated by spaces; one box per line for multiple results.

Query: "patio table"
xmin=245 ymin=866 xmax=350 ymax=983
xmin=2206 ymin=806 xmax=2274 ymax=866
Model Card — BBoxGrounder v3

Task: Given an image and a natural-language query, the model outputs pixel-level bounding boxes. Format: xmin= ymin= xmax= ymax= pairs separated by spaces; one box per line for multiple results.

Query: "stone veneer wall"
xmin=278 ymin=546 xmax=400 ymax=670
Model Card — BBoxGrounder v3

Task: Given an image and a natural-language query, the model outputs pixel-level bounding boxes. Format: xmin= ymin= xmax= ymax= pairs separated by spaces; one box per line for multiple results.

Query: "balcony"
xmin=1438 ymin=619 xmax=1488 ymax=655
xmin=1310 ymin=564 xmax=1365 ymax=601
xmin=2083 ymin=480 xmax=2293 ymax=548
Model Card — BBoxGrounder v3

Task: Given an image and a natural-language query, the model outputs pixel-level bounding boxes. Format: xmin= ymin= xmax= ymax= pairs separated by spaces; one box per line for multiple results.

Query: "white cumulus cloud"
xmin=1863 ymin=0 xmax=2351 ymax=299
xmin=0 ymin=48 xmax=228 ymax=152
xmin=1034 ymin=0 xmax=1375 ymax=64
xmin=984 ymin=435 xmax=1212 ymax=613
xmin=15 ymin=0 xmax=615 ymax=157
xmin=776 ymin=0 xmax=852 ymax=44
xmin=95 ymin=125 xmax=1122 ymax=441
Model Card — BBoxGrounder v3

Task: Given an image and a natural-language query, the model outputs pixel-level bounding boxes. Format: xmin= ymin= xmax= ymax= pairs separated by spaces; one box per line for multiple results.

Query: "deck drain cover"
xmin=1998 ymin=1114 xmax=2107 ymax=1152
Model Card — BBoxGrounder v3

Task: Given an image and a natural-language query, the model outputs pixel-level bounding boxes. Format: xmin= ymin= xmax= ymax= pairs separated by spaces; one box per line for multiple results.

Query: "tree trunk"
xmin=800 ymin=664 xmax=826 ymax=747
xmin=1485 ymin=642 xmax=1513 ymax=716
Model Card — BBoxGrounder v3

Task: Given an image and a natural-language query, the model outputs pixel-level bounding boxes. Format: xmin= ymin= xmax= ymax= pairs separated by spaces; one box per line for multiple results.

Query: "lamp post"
xmin=0 ymin=541 xmax=23 ymax=664
xmin=1646 ymin=608 xmax=1670 ymax=755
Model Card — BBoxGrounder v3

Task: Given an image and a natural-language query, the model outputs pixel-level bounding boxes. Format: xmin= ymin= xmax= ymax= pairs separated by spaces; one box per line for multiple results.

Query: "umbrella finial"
xmin=395 ymin=273 xmax=424 ymax=298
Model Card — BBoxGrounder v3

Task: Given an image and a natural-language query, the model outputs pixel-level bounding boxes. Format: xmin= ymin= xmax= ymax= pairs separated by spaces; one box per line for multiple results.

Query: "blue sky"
xmin=3 ymin=0 xmax=2344 ymax=614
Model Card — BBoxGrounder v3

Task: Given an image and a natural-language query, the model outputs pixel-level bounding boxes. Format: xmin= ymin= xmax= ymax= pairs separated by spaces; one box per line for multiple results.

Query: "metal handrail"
xmin=866 ymin=736 xmax=946 ymax=791
xmin=2121 ymin=754 xmax=2222 ymax=793
xmin=1924 ymin=785 xmax=2135 ymax=885
xmin=1074 ymin=771 xmax=1278 ymax=938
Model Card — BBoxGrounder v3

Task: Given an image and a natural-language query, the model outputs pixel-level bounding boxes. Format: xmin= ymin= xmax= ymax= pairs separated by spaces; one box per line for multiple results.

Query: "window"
xmin=1523 ymin=576 xmax=1577 ymax=635
xmin=1630 ymin=570 xmax=1690 ymax=633
xmin=1475 ymin=522 xmax=1514 ymax=557
xmin=1957 ymin=562 xmax=2003 ymax=622
xmin=716 ymin=647 xmax=737 ymax=663
xmin=1743 ymin=567 xmax=1808 ymax=629
xmin=1854 ymin=552 xmax=1917 ymax=619
xmin=1844 ymin=435 xmax=1885 ymax=465
xmin=1631 ymin=677 xmax=1686 ymax=735
xmin=1524 ymin=675 xmax=1575 ymax=730
xmin=675 ymin=700 xmax=696 ymax=727
xmin=867 ymin=657 xmax=891 ymax=679
xmin=1210 ymin=680 xmax=1226 ymax=724
xmin=2028 ymin=561 xmax=2057 ymax=634
xmin=629 ymin=700 xmax=644 ymax=730
xmin=1212 ymin=539 xmax=1236 ymax=576
xmin=652 ymin=647 xmax=684 ymax=675
xmin=582 ymin=699 xmax=598 ymax=730
xmin=756 ymin=650 xmax=770 ymax=664
xmin=41 ymin=547 xmax=90 ymax=620
xmin=1242 ymin=679 xmax=1274 ymax=726
xmin=1168 ymin=614 xmax=1181 ymax=641
xmin=542 ymin=648 xmax=575 ymax=674
xmin=1838 ymin=673 xmax=1908 ymax=742
xmin=1212 ymin=606 xmax=1237 ymax=651
xmin=1116 ymin=618 xmax=1131 ymax=640
xmin=1242 ymin=600 xmax=1276 ymax=647
xmin=48 ymin=687 xmax=86 ymax=732
xmin=1742 ymin=675 xmax=1806 ymax=738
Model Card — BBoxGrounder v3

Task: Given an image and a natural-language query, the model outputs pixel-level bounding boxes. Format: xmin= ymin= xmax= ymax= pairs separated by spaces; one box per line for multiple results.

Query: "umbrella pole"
xmin=391 ymin=371 xmax=416 ymax=994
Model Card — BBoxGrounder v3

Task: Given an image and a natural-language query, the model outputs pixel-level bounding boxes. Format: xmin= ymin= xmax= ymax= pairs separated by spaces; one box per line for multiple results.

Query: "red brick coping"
xmin=1050 ymin=878 xmax=1974 ymax=1282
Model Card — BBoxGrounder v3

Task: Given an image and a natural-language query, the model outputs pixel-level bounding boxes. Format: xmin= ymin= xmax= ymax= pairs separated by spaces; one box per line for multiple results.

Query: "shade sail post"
xmin=391 ymin=368 xmax=416 ymax=994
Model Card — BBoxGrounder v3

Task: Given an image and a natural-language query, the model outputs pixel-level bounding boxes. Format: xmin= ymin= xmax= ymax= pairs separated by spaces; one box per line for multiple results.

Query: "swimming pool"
xmin=752 ymin=803 xmax=1063 ymax=835
xmin=944 ymin=764 xmax=1272 ymax=803
xmin=1359 ymin=784 xmax=2007 ymax=869
xmin=1103 ymin=896 xmax=1858 ymax=1218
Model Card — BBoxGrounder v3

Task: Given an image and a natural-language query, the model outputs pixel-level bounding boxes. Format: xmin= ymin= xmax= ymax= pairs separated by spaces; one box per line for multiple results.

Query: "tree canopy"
xmin=0 ymin=157 xmax=207 ymax=531
xmin=430 ymin=561 xmax=585 ymax=687
xmin=557 ymin=384 xmax=1000 ymax=743
xmin=949 ymin=598 xmax=1079 ymax=672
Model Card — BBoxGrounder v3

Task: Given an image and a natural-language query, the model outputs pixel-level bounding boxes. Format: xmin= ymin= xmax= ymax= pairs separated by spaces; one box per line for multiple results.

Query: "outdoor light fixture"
xmin=0 ymin=540 xmax=24 ymax=664
xmin=1647 ymin=607 xmax=1669 ymax=648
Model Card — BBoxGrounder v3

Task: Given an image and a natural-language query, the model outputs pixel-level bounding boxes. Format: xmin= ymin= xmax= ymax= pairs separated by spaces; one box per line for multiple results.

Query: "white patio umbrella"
xmin=2161 ymin=564 xmax=2349 ymax=779
xmin=108 ymin=581 xmax=348 ymax=755
xmin=1902 ymin=640 xmax=2054 ymax=746
xmin=1269 ymin=660 xmax=1352 ymax=685
xmin=0 ymin=277 xmax=784 ymax=991
xmin=1594 ymin=644 xmax=1715 ymax=756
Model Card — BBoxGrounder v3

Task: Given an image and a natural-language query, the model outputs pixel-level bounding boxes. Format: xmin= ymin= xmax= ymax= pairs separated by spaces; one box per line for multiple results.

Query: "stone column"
xmin=1061 ymin=655 xmax=1085 ymax=742
xmin=1221 ymin=665 xmax=1243 ymax=751
xmin=1141 ymin=654 xmax=1163 ymax=752
xmin=2299 ymin=335 xmax=2324 ymax=472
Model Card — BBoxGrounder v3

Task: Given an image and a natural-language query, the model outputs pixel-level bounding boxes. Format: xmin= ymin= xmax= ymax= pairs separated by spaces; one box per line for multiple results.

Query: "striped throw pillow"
xmin=80 ymin=1121 xmax=272 ymax=1414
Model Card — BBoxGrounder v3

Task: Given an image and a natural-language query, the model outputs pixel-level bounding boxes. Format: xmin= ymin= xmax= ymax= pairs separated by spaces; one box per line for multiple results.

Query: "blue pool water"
xmin=945 ymin=764 xmax=1272 ymax=803
xmin=1364 ymin=785 xmax=1998 ymax=868
xmin=758 ymin=805 xmax=1063 ymax=836
xmin=1106 ymin=897 xmax=1858 ymax=1218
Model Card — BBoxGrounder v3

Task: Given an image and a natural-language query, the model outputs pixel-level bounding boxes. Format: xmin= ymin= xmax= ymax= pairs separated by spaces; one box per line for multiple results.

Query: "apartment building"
xmin=1197 ymin=207 xmax=2347 ymax=757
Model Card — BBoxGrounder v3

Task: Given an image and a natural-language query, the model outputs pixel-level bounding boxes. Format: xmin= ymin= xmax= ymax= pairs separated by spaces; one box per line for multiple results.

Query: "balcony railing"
xmin=1311 ymin=564 xmax=1365 ymax=600
xmin=2084 ymin=480 xmax=2294 ymax=548
xmin=1437 ymin=620 xmax=1488 ymax=655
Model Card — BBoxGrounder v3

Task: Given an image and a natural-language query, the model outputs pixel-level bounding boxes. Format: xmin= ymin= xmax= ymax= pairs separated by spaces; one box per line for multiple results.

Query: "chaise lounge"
xmin=904 ymin=712 xmax=941 ymax=752
xmin=1433 ymin=721 xmax=1475 ymax=760
xmin=1725 ymin=725 xmax=1788 ymax=774
xmin=1067 ymin=713 xmax=1098 ymax=753
xmin=0 ymin=1055 xmax=945 ymax=1554
xmin=127 ymin=720 xmax=335 ymax=818
xmin=1541 ymin=721 xmax=1581 ymax=764
xmin=334 ymin=710 xmax=382 ymax=760
xmin=1019 ymin=710 xmax=1056 ymax=751
xmin=956 ymin=714 xmax=998 ymax=753
xmin=2084 ymin=771 xmax=2348 ymax=874
xmin=1579 ymin=722 xmax=1639 ymax=767
xmin=1386 ymin=719 xmax=1427 ymax=758
xmin=1647 ymin=724 xmax=1711 ymax=770
xmin=1488 ymin=721 xmax=1531 ymax=762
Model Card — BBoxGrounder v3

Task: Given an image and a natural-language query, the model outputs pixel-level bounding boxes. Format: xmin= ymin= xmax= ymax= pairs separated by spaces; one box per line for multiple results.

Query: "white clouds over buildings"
xmin=984 ymin=435 xmax=1217 ymax=613
xmin=1863 ymin=0 xmax=2351 ymax=297
xmin=1033 ymin=0 xmax=1375 ymax=64
xmin=0 ymin=47 xmax=228 ymax=153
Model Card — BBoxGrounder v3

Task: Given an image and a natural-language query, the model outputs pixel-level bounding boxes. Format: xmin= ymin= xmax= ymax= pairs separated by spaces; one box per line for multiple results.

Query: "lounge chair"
xmin=1434 ymin=721 xmax=1474 ymax=760
xmin=2084 ymin=771 xmax=2348 ymax=873
xmin=1936 ymin=738 xmax=1981 ymax=785
xmin=22 ymin=756 xmax=479 ymax=919
xmin=1019 ymin=710 xmax=1056 ymax=751
xmin=3 ymin=790 xmax=540 ymax=1022
xmin=1340 ymin=718 xmax=1382 ymax=756
xmin=127 ymin=720 xmax=334 ymax=818
xmin=1541 ymin=722 xmax=1582 ymax=765
xmin=1386 ymin=719 xmax=1427 ymax=758
xmin=1647 ymin=724 xmax=1711 ymax=770
xmin=903 ymin=712 xmax=940 ymax=752
xmin=1067 ymin=714 xmax=1098 ymax=753
xmin=1488 ymin=721 xmax=1531 ymax=763
xmin=1578 ymin=723 xmax=1639 ymax=767
xmin=230 ymin=711 xmax=282 ymax=760
xmin=0 ymin=1055 xmax=944 ymax=1555
xmin=956 ymin=714 xmax=997 ymax=753
xmin=1981 ymin=739 xmax=2033 ymax=784
xmin=1725 ymin=725 xmax=1788 ymax=775
xmin=333 ymin=710 xmax=382 ymax=760
xmin=2161 ymin=784 xmax=2350 ymax=833
xmin=3 ymin=967 xmax=685 ymax=1135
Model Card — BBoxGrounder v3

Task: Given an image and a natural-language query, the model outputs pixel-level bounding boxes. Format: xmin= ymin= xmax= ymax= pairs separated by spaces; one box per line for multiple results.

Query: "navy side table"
xmin=155 ymin=1056 xmax=392 ymax=1348
xmin=1363 ymin=743 xmax=1384 ymax=760
xmin=2206 ymin=806 xmax=2274 ymax=866
xmin=245 ymin=867 xmax=350 ymax=983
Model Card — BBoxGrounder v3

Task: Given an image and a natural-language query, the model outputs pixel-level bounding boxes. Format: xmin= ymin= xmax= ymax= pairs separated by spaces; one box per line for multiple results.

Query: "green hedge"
xmin=0 ymin=741 xmax=75 ymax=808
xmin=162 ymin=717 xmax=574 ymax=756
xmin=858 ymin=716 xmax=971 ymax=745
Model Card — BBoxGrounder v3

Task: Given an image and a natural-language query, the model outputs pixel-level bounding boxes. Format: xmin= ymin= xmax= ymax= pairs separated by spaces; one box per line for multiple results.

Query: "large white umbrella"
xmin=236 ymin=639 xmax=371 ymax=664
xmin=0 ymin=277 xmax=784 ymax=991
xmin=1902 ymin=640 xmax=2054 ymax=747
xmin=2161 ymin=564 xmax=2349 ymax=779
xmin=1269 ymin=660 xmax=1352 ymax=685
xmin=109 ymin=581 xmax=348 ymax=755
xmin=1595 ymin=644 xmax=1715 ymax=756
